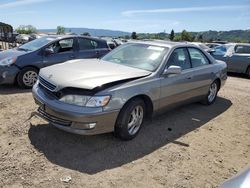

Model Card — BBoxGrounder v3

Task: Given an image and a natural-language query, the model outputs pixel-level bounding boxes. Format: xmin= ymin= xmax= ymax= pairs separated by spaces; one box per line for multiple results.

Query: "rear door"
xmin=227 ymin=45 xmax=250 ymax=73
xmin=76 ymin=37 xmax=101 ymax=59
xmin=186 ymin=47 xmax=215 ymax=96
xmin=42 ymin=38 xmax=76 ymax=67
xmin=95 ymin=40 xmax=110 ymax=57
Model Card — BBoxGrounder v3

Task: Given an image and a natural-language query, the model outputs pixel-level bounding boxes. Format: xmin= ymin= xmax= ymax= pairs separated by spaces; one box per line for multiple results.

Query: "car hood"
xmin=39 ymin=59 xmax=151 ymax=91
xmin=0 ymin=48 xmax=27 ymax=61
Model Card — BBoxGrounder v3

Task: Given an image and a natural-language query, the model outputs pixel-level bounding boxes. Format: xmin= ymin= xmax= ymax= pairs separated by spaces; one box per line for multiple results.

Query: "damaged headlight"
xmin=59 ymin=95 xmax=111 ymax=107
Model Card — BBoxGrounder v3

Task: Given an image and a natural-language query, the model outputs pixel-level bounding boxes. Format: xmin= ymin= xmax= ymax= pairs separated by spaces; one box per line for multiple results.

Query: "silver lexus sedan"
xmin=32 ymin=41 xmax=227 ymax=140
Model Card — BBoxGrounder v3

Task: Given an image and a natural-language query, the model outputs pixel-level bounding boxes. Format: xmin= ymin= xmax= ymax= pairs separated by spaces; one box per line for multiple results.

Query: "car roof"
xmin=127 ymin=40 xmax=199 ymax=49
xmin=41 ymin=35 xmax=106 ymax=42
xmin=235 ymin=43 xmax=250 ymax=46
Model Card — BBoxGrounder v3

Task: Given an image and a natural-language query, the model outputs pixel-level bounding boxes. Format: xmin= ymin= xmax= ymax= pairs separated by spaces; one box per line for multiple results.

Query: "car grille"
xmin=39 ymin=76 xmax=57 ymax=91
xmin=38 ymin=107 xmax=72 ymax=126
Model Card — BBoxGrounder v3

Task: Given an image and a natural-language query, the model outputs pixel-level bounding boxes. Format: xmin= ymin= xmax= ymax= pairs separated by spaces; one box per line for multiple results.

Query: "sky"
xmin=0 ymin=0 xmax=250 ymax=33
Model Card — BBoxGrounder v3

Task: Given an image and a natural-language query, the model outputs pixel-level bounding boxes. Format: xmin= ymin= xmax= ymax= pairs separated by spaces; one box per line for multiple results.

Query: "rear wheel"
xmin=203 ymin=80 xmax=219 ymax=105
xmin=114 ymin=98 xmax=145 ymax=140
xmin=17 ymin=67 xmax=38 ymax=89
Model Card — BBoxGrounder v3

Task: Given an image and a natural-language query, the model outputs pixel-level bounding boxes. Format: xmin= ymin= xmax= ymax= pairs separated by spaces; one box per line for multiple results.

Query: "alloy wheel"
xmin=22 ymin=71 xmax=38 ymax=87
xmin=127 ymin=105 xmax=144 ymax=135
xmin=208 ymin=82 xmax=218 ymax=103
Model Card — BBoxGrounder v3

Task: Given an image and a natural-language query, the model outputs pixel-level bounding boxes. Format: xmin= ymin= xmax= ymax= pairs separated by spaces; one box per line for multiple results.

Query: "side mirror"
xmin=163 ymin=65 xmax=182 ymax=75
xmin=44 ymin=47 xmax=54 ymax=55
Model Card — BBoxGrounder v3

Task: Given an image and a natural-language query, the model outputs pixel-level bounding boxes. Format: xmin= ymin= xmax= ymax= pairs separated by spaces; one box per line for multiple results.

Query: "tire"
xmin=17 ymin=67 xmax=38 ymax=89
xmin=114 ymin=98 xmax=145 ymax=140
xmin=203 ymin=80 xmax=219 ymax=105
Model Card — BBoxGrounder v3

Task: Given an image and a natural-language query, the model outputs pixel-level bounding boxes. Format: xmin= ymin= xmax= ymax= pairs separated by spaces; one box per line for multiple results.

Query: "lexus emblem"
xmin=48 ymin=74 xmax=53 ymax=79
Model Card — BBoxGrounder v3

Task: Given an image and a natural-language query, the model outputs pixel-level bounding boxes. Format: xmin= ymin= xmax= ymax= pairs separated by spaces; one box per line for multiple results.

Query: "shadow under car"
xmin=28 ymin=97 xmax=232 ymax=174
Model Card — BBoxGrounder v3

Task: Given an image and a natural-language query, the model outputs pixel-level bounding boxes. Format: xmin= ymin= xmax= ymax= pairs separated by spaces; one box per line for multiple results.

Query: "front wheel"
xmin=17 ymin=67 xmax=38 ymax=89
xmin=114 ymin=98 xmax=145 ymax=140
xmin=203 ymin=81 xmax=219 ymax=105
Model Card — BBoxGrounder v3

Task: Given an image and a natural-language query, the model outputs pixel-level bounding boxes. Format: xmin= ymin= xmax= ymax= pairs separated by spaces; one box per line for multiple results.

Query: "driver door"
xmin=159 ymin=48 xmax=195 ymax=109
xmin=42 ymin=38 xmax=76 ymax=67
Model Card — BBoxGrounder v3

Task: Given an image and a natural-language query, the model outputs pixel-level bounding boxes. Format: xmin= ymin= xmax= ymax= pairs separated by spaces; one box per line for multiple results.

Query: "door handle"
xmin=186 ymin=76 xmax=192 ymax=80
xmin=69 ymin=54 xmax=75 ymax=58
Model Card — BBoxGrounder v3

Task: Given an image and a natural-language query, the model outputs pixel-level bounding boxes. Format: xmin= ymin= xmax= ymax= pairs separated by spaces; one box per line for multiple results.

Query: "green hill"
xmin=137 ymin=30 xmax=250 ymax=43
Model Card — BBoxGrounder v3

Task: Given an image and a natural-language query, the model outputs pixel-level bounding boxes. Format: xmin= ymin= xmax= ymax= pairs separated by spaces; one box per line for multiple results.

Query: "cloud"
xmin=4 ymin=10 xmax=37 ymax=16
xmin=0 ymin=0 xmax=51 ymax=9
xmin=122 ymin=5 xmax=250 ymax=16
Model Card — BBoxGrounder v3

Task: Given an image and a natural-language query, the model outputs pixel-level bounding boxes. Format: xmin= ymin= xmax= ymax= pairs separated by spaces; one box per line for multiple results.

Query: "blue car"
xmin=0 ymin=35 xmax=110 ymax=88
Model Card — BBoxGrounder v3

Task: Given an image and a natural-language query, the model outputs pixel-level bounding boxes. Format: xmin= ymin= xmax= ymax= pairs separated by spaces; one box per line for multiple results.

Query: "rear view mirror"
xmin=163 ymin=65 xmax=182 ymax=75
xmin=44 ymin=47 xmax=54 ymax=55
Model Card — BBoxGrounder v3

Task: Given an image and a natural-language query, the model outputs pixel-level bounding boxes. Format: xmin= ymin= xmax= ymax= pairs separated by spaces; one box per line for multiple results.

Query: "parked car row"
xmin=209 ymin=43 xmax=250 ymax=77
xmin=0 ymin=37 xmax=230 ymax=140
xmin=15 ymin=33 xmax=47 ymax=44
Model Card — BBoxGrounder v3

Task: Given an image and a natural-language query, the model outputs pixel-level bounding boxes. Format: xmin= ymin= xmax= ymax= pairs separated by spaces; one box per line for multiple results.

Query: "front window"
xmin=17 ymin=36 xmax=55 ymax=51
xmin=48 ymin=38 xmax=74 ymax=53
xmin=102 ymin=43 xmax=168 ymax=72
xmin=167 ymin=48 xmax=191 ymax=70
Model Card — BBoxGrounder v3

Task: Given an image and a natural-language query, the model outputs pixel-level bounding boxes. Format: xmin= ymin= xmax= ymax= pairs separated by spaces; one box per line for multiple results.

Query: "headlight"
xmin=59 ymin=95 xmax=111 ymax=107
xmin=86 ymin=96 xmax=111 ymax=107
xmin=0 ymin=57 xmax=17 ymax=66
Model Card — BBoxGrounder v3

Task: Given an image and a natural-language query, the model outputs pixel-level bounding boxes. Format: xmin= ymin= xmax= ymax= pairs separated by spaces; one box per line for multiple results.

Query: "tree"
xmin=57 ymin=26 xmax=65 ymax=35
xmin=131 ymin=32 xmax=137 ymax=39
xmin=124 ymin=35 xmax=130 ymax=39
xmin=181 ymin=30 xmax=193 ymax=41
xmin=198 ymin=34 xmax=203 ymax=42
xmin=15 ymin=25 xmax=37 ymax=34
xmin=169 ymin=29 xmax=175 ymax=41
xmin=174 ymin=35 xmax=182 ymax=41
xmin=81 ymin=32 xmax=91 ymax=36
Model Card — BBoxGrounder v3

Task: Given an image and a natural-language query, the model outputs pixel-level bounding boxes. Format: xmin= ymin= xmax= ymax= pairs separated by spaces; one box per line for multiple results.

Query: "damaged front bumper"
xmin=32 ymin=82 xmax=119 ymax=135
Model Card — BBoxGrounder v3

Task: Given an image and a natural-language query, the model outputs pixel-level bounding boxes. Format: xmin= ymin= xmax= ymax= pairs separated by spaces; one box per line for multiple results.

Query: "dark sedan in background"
xmin=0 ymin=35 xmax=110 ymax=88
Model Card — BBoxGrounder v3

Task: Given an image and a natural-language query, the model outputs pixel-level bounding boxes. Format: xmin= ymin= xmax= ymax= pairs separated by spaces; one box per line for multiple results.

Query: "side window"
xmin=188 ymin=48 xmax=210 ymax=67
xmin=78 ymin=38 xmax=97 ymax=50
xmin=235 ymin=45 xmax=250 ymax=54
xmin=96 ymin=41 xmax=107 ymax=49
xmin=48 ymin=38 xmax=73 ymax=54
xmin=167 ymin=48 xmax=191 ymax=70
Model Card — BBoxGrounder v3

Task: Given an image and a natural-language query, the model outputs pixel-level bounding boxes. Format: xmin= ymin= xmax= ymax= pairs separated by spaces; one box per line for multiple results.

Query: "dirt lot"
xmin=0 ymin=75 xmax=249 ymax=188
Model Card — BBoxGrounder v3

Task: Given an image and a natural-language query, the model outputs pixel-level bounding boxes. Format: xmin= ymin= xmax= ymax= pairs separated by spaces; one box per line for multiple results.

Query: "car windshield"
xmin=102 ymin=43 xmax=168 ymax=72
xmin=17 ymin=36 xmax=56 ymax=51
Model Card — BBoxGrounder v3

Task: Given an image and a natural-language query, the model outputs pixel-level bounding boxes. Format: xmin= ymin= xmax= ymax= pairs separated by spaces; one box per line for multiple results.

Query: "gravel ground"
xmin=0 ymin=75 xmax=249 ymax=188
